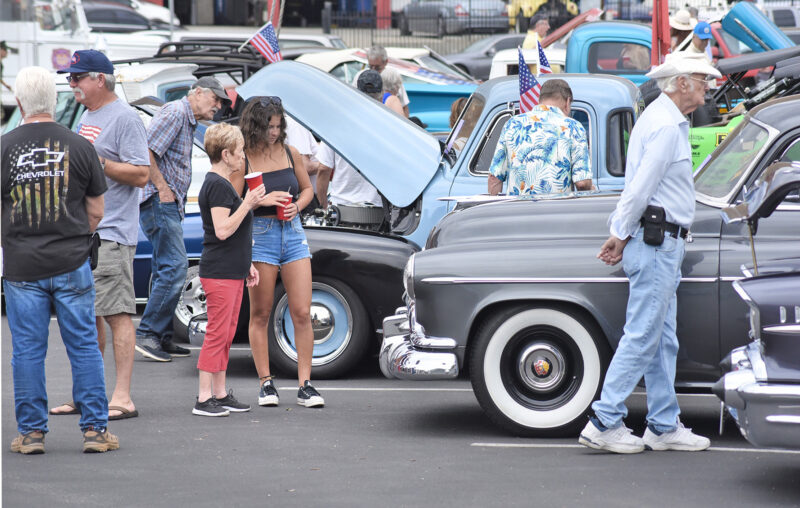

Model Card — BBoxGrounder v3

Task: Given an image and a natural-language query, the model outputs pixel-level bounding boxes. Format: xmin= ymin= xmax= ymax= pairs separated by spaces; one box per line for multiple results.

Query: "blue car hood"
xmin=722 ymin=2 xmax=794 ymax=51
xmin=237 ymin=61 xmax=441 ymax=208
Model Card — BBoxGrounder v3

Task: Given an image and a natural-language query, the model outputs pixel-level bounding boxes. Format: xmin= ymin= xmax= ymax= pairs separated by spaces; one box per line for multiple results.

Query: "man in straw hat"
xmin=578 ymin=52 xmax=721 ymax=454
xmin=669 ymin=9 xmax=696 ymax=50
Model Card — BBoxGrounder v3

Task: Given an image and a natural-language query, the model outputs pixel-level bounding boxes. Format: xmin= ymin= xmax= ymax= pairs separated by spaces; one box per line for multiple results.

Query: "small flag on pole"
xmin=537 ymin=41 xmax=552 ymax=75
xmin=247 ymin=22 xmax=282 ymax=63
xmin=518 ymin=48 xmax=541 ymax=113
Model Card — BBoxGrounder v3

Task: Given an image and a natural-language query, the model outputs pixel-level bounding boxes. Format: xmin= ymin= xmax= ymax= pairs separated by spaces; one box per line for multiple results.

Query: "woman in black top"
xmin=236 ymin=96 xmax=325 ymax=408
xmin=193 ymin=123 xmax=289 ymax=417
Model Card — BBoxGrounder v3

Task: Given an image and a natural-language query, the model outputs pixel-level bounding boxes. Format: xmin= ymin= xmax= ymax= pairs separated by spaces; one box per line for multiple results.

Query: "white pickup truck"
xmin=1 ymin=0 xmax=168 ymax=111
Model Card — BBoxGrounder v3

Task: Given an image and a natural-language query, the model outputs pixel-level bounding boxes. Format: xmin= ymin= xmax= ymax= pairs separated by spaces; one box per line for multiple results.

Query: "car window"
xmin=718 ymin=27 xmax=752 ymax=56
xmin=588 ymin=42 xmax=650 ymax=74
xmin=331 ymin=38 xmax=347 ymax=49
xmin=85 ymin=8 xmax=116 ymax=23
xmin=607 ymin=109 xmax=633 ymax=177
xmin=772 ymin=9 xmax=796 ymax=27
xmin=280 ymin=40 xmax=324 ymax=49
xmin=114 ymin=9 xmax=149 ymax=28
xmin=54 ymin=92 xmax=85 ymax=130
xmin=469 ymin=107 xmax=591 ymax=176
xmin=446 ymin=93 xmax=486 ymax=163
xmin=163 ymin=86 xmax=190 ymax=103
xmin=330 ymin=62 xmax=364 ymax=84
xmin=695 ymin=120 xmax=770 ymax=199
xmin=495 ymin=36 xmax=526 ymax=52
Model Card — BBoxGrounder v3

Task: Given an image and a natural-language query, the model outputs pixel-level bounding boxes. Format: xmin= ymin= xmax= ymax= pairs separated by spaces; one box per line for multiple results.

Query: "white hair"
xmin=88 ymin=71 xmax=116 ymax=91
xmin=366 ymin=45 xmax=387 ymax=62
xmin=657 ymin=73 xmax=697 ymax=93
xmin=380 ymin=67 xmax=403 ymax=96
xmin=15 ymin=66 xmax=56 ymax=117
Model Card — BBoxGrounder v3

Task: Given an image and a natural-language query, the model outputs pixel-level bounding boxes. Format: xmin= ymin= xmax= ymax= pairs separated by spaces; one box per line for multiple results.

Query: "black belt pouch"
xmin=642 ymin=205 xmax=666 ymax=246
xmin=89 ymin=233 xmax=101 ymax=270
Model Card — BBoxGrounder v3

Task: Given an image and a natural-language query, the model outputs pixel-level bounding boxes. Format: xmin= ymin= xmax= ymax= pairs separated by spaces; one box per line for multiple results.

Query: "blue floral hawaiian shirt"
xmin=489 ymin=104 xmax=591 ymax=195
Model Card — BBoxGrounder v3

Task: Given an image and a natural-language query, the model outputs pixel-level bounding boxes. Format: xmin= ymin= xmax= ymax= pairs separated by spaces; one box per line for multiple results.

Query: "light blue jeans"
xmin=592 ymin=230 xmax=685 ymax=434
xmin=4 ymin=260 xmax=108 ymax=434
xmin=137 ymin=196 xmax=188 ymax=344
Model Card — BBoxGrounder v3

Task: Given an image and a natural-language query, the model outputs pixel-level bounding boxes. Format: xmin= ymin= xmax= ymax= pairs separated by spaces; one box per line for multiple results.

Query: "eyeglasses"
xmin=66 ymin=72 xmax=91 ymax=84
xmin=252 ymin=96 xmax=281 ymax=107
xmin=688 ymin=76 xmax=715 ymax=86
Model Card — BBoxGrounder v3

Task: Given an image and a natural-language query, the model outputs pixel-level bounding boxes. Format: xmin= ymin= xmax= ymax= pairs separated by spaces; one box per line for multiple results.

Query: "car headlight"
xmin=732 ymin=280 xmax=761 ymax=341
xmin=403 ymin=254 xmax=415 ymax=301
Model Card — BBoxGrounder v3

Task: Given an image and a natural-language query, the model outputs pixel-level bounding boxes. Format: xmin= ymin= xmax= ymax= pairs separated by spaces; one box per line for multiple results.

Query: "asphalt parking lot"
xmin=3 ymin=315 xmax=800 ymax=507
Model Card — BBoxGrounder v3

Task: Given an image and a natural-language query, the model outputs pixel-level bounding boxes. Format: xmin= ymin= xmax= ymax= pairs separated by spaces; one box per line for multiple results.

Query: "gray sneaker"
xmin=135 ymin=337 xmax=172 ymax=362
xmin=578 ymin=418 xmax=644 ymax=454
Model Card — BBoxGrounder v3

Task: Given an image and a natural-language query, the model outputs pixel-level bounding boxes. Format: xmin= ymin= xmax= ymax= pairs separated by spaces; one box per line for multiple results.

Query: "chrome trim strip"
xmin=720 ymin=276 xmax=744 ymax=282
xmin=421 ymin=276 xmax=719 ymax=284
xmin=741 ymin=383 xmax=800 ymax=397
xmin=766 ymin=415 xmax=800 ymax=425
xmin=763 ymin=324 xmax=800 ymax=334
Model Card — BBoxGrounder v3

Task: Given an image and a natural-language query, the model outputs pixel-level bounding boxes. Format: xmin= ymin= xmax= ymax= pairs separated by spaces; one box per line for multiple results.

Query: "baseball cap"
xmin=357 ymin=70 xmax=382 ymax=94
xmin=56 ymin=50 xmax=114 ymax=74
xmin=693 ymin=21 xmax=712 ymax=40
xmin=0 ymin=41 xmax=18 ymax=54
xmin=192 ymin=77 xmax=230 ymax=105
xmin=530 ymin=14 xmax=548 ymax=26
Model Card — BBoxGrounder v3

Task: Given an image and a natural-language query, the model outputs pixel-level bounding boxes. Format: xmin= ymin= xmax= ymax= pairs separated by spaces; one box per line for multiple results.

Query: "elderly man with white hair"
xmin=579 ymin=52 xmax=721 ymax=454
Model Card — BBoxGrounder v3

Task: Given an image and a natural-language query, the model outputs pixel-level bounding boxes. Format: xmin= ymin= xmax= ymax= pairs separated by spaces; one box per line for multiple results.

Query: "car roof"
xmin=750 ymin=94 xmax=800 ymax=132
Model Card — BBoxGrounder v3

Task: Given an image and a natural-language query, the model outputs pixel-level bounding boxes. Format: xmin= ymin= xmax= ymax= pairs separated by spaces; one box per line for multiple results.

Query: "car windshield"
xmin=461 ymin=37 xmax=494 ymax=53
xmin=718 ymin=27 xmax=753 ymax=56
xmin=416 ymin=55 xmax=465 ymax=77
xmin=694 ymin=119 xmax=770 ymax=200
xmin=444 ymin=93 xmax=486 ymax=161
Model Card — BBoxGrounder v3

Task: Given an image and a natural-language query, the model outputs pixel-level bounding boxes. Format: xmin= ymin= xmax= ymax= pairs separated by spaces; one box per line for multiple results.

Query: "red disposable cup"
xmin=244 ymin=173 xmax=263 ymax=191
xmin=276 ymin=196 xmax=292 ymax=221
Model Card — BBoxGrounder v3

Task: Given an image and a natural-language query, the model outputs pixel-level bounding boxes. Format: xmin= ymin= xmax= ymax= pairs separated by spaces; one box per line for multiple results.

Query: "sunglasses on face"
xmin=66 ymin=72 xmax=91 ymax=84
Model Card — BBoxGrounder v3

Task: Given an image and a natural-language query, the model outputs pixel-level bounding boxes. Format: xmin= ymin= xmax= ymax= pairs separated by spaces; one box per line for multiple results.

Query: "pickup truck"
xmin=1 ymin=0 xmax=167 ymax=112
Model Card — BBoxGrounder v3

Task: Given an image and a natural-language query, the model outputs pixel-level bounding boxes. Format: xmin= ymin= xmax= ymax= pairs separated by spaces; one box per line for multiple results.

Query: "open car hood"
xmin=237 ymin=61 xmax=442 ymax=208
xmin=722 ymin=1 xmax=795 ymax=52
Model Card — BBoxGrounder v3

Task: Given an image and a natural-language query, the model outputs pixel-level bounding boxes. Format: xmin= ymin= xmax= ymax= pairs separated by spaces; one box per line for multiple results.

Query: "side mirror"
xmin=721 ymin=162 xmax=800 ymax=226
xmin=486 ymin=47 xmax=496 ymax=58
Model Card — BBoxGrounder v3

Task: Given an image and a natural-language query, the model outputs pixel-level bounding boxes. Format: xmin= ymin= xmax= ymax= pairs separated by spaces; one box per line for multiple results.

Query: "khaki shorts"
xmin=94 ymin=240 xmax=136 ymax=316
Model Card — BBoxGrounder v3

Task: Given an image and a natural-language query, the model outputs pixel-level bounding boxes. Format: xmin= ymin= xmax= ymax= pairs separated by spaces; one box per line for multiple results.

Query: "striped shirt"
xmin=142 ymin=97 xmax=197 ymax=218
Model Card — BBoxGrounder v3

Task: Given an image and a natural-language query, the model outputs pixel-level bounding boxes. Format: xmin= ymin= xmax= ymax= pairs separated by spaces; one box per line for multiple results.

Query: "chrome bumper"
xmin=379 ymin=305 xmax=459 ymax=380
xmin=715 ymin=343 xmax=800 ymax=450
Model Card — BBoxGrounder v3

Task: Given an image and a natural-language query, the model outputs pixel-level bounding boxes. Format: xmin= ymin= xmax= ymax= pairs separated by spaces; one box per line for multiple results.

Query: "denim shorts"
xmin=252 ymin=216 xmax=311 ymax=266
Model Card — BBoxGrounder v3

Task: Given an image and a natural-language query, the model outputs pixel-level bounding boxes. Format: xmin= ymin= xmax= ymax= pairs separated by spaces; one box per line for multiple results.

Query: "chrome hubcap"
xmin=310 ymin=303 xmax=334 ymax=343
xmin=518 ymin=343 xmax=566 ymax=393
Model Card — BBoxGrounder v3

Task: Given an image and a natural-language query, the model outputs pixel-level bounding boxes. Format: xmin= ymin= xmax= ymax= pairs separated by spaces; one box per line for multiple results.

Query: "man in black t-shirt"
xmin=1 ymin=66 xmax=119 ymax=454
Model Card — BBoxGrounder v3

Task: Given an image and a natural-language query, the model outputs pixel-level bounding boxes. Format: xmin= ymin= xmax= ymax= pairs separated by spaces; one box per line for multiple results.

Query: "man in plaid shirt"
xmin=135 ymin=77 xmax=229 ymax=362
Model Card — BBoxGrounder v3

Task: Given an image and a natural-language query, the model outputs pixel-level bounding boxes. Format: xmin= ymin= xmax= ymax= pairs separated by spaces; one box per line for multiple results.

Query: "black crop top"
xmin=244 ymin=146 xmax=300 ymax=217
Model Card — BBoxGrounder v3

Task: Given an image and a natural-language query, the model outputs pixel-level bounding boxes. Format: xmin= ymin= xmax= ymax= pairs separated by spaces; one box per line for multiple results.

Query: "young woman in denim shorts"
xmin=235 ymin=97 xmax=325 ymax=408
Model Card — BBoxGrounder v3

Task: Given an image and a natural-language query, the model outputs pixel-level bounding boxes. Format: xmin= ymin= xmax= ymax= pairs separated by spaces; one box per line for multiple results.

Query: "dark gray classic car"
xmin=380 ymin=95 xmax=800 ymax=436
xmin=714 ymin=162 xmax=800 ymax=450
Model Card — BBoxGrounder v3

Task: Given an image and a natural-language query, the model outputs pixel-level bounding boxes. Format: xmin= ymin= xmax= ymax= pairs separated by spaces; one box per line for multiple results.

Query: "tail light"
xmin=454 ymin=4 xmax=468 ymax=16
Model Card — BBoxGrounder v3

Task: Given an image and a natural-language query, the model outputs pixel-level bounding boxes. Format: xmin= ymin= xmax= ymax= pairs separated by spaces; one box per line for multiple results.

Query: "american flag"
xmin=518 ymin=48 xmax=541 ymax=113
xmin=248 ymin=22 xmax=282 ymax=63
xmin=537 ymin=41 xmax=552 ymax=75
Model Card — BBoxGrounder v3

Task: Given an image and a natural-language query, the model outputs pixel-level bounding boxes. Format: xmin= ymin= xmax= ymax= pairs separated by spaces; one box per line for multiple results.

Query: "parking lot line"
xmin=470 ymin=443 xmax=800 ymax=455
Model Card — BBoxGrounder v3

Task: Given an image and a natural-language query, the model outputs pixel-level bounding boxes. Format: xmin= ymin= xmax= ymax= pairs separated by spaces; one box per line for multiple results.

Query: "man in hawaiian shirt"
xmin=488 ymin=79 xmax=592 ymax=196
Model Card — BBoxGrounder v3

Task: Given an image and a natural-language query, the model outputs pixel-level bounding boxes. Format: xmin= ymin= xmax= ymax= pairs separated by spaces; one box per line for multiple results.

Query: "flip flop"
xmin=108 ymin=406 xmax=139 ymax=421
xmin=49 ymin=401 xmax=79 ymax=416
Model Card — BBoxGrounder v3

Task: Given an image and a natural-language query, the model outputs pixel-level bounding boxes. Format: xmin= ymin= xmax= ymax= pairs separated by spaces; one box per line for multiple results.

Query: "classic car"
xmin=444 ymin=33 xmax=527 ymax=80
xmin=714 ymin=163 xmax=800 ymax=450
xmin=397 ymin=0 xmax=508 ymax=37
xmin=380 ymin=94 xmax=800 ymax=436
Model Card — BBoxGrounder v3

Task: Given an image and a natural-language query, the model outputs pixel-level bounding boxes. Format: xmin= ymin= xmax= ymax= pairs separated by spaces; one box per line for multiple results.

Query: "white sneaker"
xmin=642 ymin=422 xmax=710 ymax=451
xmin=578 ymin=419 xmax=644 ymax=454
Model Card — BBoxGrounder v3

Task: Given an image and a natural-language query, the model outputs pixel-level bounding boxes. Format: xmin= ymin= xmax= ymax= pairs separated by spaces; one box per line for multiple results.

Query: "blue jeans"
xmin=4 ymin=261 xmax=108 ymax=434
xmin=137 ymin=196 xmax=188 ymax=344
xmin=592 ymin=230 xmax=685 ymax=434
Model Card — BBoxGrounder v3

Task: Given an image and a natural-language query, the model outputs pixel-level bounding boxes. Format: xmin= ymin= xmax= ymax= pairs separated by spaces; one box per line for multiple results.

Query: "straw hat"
xmin=646 ymin=52 xmax=722 ymax=80
xmin=669 ymin=9 xmax=696 ymax=31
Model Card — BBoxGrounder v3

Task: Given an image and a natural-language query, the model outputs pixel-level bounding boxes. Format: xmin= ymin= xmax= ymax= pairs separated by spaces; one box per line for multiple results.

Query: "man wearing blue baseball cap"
xmin=50 ymin=49 xmax=150 ymax=423
xmin=686 ymin=21 xmax=714 ymax=61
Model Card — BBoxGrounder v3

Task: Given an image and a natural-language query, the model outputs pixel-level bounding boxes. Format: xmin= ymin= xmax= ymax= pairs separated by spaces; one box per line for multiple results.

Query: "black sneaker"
xmin=192 ymin=397 xmax=230 ymax=417
xmin=135 ymin=337 xmax=172 ymax=362
xmin=162 ymin=340 xmax=191 ymax=357
xmin=216 ymin=389 xmax=251 ymax=412
xmin=297 ymin=381 xmax=324 ymax=408
xmin=258 ymin=379 xmax=279 ymax=407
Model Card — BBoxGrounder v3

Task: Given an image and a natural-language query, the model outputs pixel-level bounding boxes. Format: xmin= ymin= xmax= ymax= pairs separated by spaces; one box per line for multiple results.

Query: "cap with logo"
xmin=693 ymin=21 xmax=712 ymax=40
xmin=56 ymin=50 xmax=114 ymax=74
xmin=192 ymin=76 xmax=230 ymax=105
